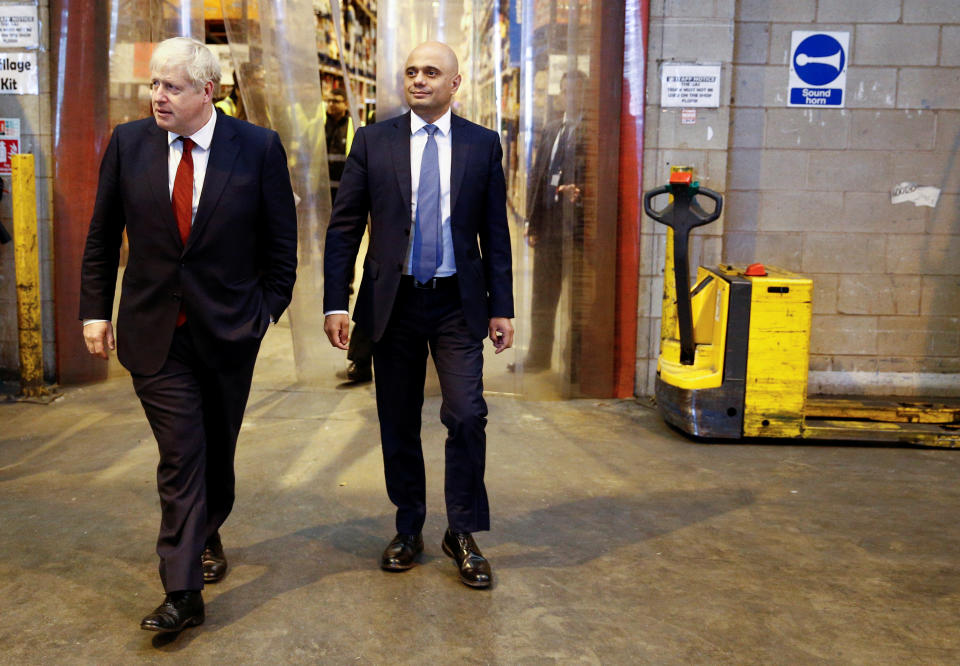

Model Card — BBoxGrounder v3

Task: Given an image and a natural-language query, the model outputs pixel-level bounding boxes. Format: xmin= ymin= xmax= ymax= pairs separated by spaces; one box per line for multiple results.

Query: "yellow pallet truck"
xmin=644 ymin=170 xmax=959 ymax=447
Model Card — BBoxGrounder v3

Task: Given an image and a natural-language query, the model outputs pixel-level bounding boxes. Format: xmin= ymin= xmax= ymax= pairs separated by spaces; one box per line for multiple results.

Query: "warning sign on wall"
xmin=0 ymin=5 xmax=38 ymax=48
xmin=787 ymin=31 xmax=849 ymax=107
xmin=660 ymin=63 xmax=722 ymax=108
xmin=0 ymin=117 xmax=21 ymax=175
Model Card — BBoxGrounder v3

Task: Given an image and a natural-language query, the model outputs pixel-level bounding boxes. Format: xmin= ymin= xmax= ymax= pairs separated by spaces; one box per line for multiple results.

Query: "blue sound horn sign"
xmin=794 ymin=34 xmax=845 ymax=86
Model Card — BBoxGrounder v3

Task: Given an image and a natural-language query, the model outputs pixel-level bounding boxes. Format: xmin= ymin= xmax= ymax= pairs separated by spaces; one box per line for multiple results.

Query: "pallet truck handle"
xmin=643 ymin=185 xmax=671 ymax=225
xmin=688 ymin=187 xmax=723 ymax=226
xmin=643 ymin=179 xmax=725 ymax=366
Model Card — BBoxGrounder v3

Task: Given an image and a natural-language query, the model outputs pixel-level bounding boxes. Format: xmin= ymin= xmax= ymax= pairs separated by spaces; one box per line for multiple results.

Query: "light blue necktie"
xmin=413 ymin=124 xmax=441 ymax=283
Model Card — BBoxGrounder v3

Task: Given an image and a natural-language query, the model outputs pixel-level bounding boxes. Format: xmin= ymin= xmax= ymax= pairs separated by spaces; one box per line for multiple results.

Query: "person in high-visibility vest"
xmin=324 ymin=87 xmax=354 ymax=204
xmin=214 ymin=80 xmax=243 ymax=119
xmin=323 ymin=86 xmax=369 ymax=381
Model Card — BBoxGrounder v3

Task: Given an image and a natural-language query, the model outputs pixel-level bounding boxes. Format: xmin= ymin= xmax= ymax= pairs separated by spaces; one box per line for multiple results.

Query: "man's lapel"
xmin=390 ymin=112 xmax=412 ymax=218
xmin=146 ymin=123 xmax=183 ymax=247
xmin=189 ymin=114 xmax=240 ymax=250
xmin=449 ymin=114 xmax=471 ymax=216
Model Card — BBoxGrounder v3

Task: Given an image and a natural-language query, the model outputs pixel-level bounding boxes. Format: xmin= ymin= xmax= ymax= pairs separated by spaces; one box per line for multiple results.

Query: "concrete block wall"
xmin=0 ymin=0 xmax=55 ymax=385
xmin=727 ymin=0 xmax=959 ymax=396
xmin=638 ymin=0 xmax=960 ymax=398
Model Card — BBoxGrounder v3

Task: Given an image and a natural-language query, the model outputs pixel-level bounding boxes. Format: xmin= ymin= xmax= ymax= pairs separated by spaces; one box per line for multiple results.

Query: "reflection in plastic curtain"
xmin=221 ymin=0 xmax=330 ymax=383
xmin=517 ymin=1 xmax=596 ymax=398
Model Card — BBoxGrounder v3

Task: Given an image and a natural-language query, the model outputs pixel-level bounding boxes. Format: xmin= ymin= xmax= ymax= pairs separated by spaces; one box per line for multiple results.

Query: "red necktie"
xmin=172 ymin=137 xmax=194 ymax=326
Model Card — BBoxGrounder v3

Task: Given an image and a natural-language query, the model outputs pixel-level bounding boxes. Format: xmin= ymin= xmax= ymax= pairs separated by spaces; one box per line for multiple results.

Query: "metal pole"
xmin=11 ymin=154 xmax=49 ymax=399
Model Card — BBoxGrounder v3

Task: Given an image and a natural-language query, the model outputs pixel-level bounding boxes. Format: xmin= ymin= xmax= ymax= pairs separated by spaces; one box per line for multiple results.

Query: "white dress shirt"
xmin=405 ymin=109 xmax=456 ymax=277
xmin=167 ymin=109 xmax=217 ymax=224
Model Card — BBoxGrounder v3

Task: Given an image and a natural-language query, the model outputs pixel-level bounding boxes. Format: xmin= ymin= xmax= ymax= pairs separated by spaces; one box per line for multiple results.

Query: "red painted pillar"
xmin=613 ymin=0 xmax=649 ymax=398
xmin=50 ymin=1 xmax=111 ymax=384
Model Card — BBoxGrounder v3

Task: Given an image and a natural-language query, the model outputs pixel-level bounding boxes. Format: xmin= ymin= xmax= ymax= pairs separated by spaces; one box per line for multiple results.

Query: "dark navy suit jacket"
xmin=79 ymin=113 xmax=298 ymax=375
xmin=323 ymin=111 xmax=513 ymax=341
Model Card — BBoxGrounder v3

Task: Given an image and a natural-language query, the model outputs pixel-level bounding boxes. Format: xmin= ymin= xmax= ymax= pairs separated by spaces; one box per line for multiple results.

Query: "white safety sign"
xmin=788 ymin=31 xmax=848 ymax=107
xmin=0 ymin=5 xmax=38 ymax=48
xmin=661 ymin=63 xmax=721 ymax=108
xmin=0 ymin=53 xmax=37 ymax=94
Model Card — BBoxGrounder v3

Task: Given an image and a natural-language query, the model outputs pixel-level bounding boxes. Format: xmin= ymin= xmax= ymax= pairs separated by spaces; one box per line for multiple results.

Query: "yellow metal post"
xmin=11 ymin=153 xmax=49 ymax=399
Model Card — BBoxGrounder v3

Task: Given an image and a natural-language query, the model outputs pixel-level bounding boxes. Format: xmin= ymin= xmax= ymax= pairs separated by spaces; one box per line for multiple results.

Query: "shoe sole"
xmin=380 ymin=550 xmax=422 ymax=572
xmin=380 ymin=561 xmax=416 ymax=572
xmin=441 ymin=540 xmax=492 ymax=589
xmin=140 ymin=614 xmax=205 ymax=633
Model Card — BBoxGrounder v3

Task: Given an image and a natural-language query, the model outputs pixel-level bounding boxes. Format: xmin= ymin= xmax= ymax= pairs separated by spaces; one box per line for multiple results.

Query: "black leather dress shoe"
xmin=380 ymin=533 xmax=423 ymax=571
xmin=202 ymin=533 xmax=228 ymax=583
xmin=346 ymin=361 xmax=372 ymax=383
xmin=140 ymin=591 xmax=204 ymax=633
xmin=442 ymin=529 xmax=492 ymax=588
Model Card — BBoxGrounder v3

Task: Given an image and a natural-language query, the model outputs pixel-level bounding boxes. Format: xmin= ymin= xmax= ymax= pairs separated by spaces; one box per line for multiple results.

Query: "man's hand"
xmin=83 ymin=321 xmax=115 ymax=359
xmin=523 ymin=220 xmax=537 ymax=248
xmin=488 ymin=317 xmax=514 ymax=354
xmin=558 ymin=183 xmax=581 ymax=204
xmin=324 ymin=313 xmax=351 ymax=350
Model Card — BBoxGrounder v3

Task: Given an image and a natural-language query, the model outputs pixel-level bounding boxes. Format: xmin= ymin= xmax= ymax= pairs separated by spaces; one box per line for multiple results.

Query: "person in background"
xmin=325 ymin=86 xmax=372 ymax=382
xmin=324 ymin=87 xmax=352 ymax=203
xmin=322 ymin=41 xmax=514 ymax=588
xmin=79 ymin=37 xmax=297 ymax=633
xmin=214 ymin=79 xmax=244 ymax=120
xmin=520 ymin=69 xmax=587 ymax=372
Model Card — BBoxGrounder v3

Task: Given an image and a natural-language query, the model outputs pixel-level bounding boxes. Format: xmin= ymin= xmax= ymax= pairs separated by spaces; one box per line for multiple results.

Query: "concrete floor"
xmin=2 ymin=322 xmax=960 ymax=664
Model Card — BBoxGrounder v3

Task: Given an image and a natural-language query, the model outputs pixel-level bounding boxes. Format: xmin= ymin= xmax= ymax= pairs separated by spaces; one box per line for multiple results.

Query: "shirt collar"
xmin=410 ymin=108 xmax=452 ymax=137
xmin=167 ymin=108 xmax=217 ymax=150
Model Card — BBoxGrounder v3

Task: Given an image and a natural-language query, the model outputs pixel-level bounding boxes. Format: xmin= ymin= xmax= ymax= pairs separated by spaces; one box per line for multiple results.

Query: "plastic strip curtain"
xmin=517 ymin=1 xmax=596 ymax=398
xmin=328 ymin=0 xmax=363 ymax=132
xmin=220 ymin=0 xmax=330 ymax=383
xmin=106 ymin=1 xmax=204 ymax=128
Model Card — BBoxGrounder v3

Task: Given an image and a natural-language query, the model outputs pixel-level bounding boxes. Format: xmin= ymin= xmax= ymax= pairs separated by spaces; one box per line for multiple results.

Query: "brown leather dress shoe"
xmin=442 ymin=529 xmax=492 ymax=588
xmin=380 ymin=533 xmax=423 ymax=571
xmin=140 ymin=590 xmax=204 ymax=633
xmin=202 ymin=533 xmax=228 ymax=583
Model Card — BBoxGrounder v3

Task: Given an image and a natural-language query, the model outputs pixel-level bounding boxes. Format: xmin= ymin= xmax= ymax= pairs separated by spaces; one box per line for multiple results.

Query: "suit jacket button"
xmin=404 ymin=228 xmax=410 ymax=236
xmin=397 ymin=263 xmax=403 ymax=271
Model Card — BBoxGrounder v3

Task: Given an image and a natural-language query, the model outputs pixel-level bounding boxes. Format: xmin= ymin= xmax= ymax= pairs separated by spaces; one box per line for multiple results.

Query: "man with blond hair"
xmin=80 ymin=37 xmax=297 ymax=632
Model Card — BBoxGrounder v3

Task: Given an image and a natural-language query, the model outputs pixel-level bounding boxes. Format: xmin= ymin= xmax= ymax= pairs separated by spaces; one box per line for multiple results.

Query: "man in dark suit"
xmin=79 ymin=37 xmax=297 ymax=632
xmin=323 ymin=41 xmax=514 ymax=588
xmin=522 ymin=69 xmax=586 ymax=372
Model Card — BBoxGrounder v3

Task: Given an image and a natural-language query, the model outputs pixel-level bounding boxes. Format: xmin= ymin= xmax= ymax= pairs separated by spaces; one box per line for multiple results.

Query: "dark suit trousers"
xmin=373 ymin=276 xmax=490 ymax=535
xmin=131 ymin=324 xmax=258 ymax=592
